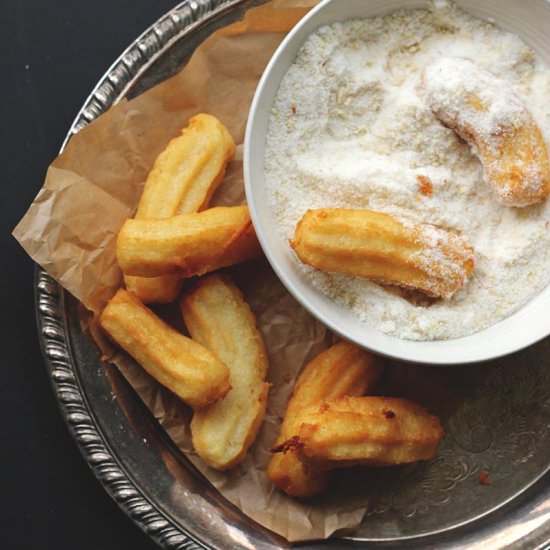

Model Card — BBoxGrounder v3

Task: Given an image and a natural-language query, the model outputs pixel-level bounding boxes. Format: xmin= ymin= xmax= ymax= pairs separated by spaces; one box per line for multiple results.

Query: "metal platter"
xmin=36 ymin=1 xmax=550 ymax=548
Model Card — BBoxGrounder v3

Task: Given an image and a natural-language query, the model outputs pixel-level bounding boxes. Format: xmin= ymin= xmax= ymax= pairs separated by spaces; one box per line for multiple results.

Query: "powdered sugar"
xmin=264 ymin=1 xmax=550 ymax=340
xmin=406 ymin=219 xmax=474 ymax=297
xmin=423 ymin=57 xmax=549 ymax=206
xmin=423 ymin=57 xmax=528 ymax=149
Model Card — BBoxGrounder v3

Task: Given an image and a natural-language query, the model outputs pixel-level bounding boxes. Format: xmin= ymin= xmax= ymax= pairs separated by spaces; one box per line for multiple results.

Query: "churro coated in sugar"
xmin=292 ymin=209 xmax=474 ymax=299
xmin=423 ymin=57 xmax=550 ymax=207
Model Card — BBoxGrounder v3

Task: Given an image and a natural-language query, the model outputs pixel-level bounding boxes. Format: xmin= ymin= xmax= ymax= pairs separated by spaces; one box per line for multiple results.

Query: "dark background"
xmin=2 ymin=2 xmax=177 ymax=549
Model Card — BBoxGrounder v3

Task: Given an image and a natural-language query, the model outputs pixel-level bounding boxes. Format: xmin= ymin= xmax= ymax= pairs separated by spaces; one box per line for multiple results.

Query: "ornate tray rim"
xmin=34 ymin=1 xmax=550 ymax=548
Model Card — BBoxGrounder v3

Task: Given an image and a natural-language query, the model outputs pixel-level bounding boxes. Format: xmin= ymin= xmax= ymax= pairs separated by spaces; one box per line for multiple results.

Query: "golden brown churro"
xmin=99 ymin=289 xmax=230 ymax=409
xmin=267 ymin=342 xmax=383 ymax=497
xmin=295 ymin=396 xmax=444 ymax=467
xmin=125 ymin=113 xmax=235 ymax=303
xmin=291 ymin=208 xmax=474 ymax=299
xmin=117 ymin=205 xmax=261 ymax=278
xmin=423 ymin=58 xmax=550 ymax=207
xmin=181 ymin=274 xmax=269 ymax=470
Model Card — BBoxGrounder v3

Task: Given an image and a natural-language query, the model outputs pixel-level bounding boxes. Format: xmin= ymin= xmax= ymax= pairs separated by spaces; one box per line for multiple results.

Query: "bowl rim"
xmin=244 ymin=0 xmax=550 ymax=365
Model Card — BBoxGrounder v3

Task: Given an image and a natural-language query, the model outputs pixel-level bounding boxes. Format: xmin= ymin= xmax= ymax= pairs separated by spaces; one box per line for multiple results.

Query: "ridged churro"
xmin=137 ymin=113 xmax=235 ymax=217
xmin=291 ymin=208 xmax=474 ymax=299
xmin=423 ymin=58 xmax=550 ymax=207
xmin=125 ymin=113 xmax=236 ymax=303
xmin=117 ymin=205 xmax=261 ymax=278
xmin=267 ymin=342 xmax=382 ymax=497
xmin=99 ymin=289 xmax=230 ymax=409
xmin=295 ymin=396 xmax=444 ymax=467
xmin=181 ymin=274 xmax=269 ymax=470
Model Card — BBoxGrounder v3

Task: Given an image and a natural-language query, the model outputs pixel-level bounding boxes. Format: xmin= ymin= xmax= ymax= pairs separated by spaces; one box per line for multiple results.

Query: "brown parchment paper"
xmin=13 ymin=0 xmax=374 ymax=542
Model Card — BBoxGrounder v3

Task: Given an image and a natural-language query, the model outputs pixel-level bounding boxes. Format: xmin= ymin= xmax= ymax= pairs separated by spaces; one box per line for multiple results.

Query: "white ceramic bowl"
xmin=244 ymin=0 xmax=550 ymax=365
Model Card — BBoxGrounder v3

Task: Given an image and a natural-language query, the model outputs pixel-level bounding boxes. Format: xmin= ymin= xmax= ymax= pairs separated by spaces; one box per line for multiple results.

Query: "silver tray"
xmin=35 ymin=1 xmax=550 ymax=548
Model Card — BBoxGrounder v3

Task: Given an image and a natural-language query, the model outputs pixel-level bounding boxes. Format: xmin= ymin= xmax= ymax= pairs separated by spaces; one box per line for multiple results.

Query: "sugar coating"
xmin=264 ymin=1 xmax=550 ymax=340
xmin=424 ymin=57 xmax=529 ymax=147
xmin=423 ymin=57 xmax=548 ymax=205
xmin=402 ymin=217 xmax=474 ymax=298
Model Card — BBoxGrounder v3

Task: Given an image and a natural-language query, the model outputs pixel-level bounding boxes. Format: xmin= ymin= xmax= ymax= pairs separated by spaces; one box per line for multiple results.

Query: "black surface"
xmin=1 ymin=2 xmax=177 ymax=549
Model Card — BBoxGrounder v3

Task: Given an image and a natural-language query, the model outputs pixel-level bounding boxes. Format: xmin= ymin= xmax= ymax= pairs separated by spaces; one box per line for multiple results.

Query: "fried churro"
xmin=99 ymin=289 xmax=230 ymax=409
xmin=291 ymin=208 xmax=474 ymax=299
xmin=267 ymin=342 xmax=382 ymax=497
xmin=295 ymin=396 xmax=444 ymax=467
xmin=125 ymin=113 xmax=236 ymax=303
xmin=423 ymin=58 xmax=550 ymax=207
xmin=117 ymin=205 xmax=261 ymax=278
xmin=181 ymin=274 xmax=269 ymax=470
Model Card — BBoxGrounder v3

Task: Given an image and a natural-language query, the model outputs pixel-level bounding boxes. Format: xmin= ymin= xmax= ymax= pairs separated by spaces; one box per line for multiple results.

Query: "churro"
xmin=267 ymin=342 xmax=382 ymax=497
xmin=99 ymin=289 xmax=230 ymax=409
xmin=181 ymin=274 xmax=269 ymax=470
xmin=423 ymin=57 xmax=550 ymax=207
xmin=295 ymin=396 xmax=444 ymax=467
xmin=125 ymin=113 xmax=235 ymax=303
xmin=291 ymin=208 xmax=474 ymax=298
xmin=117 ymin=205 xmax=261 ymax=278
